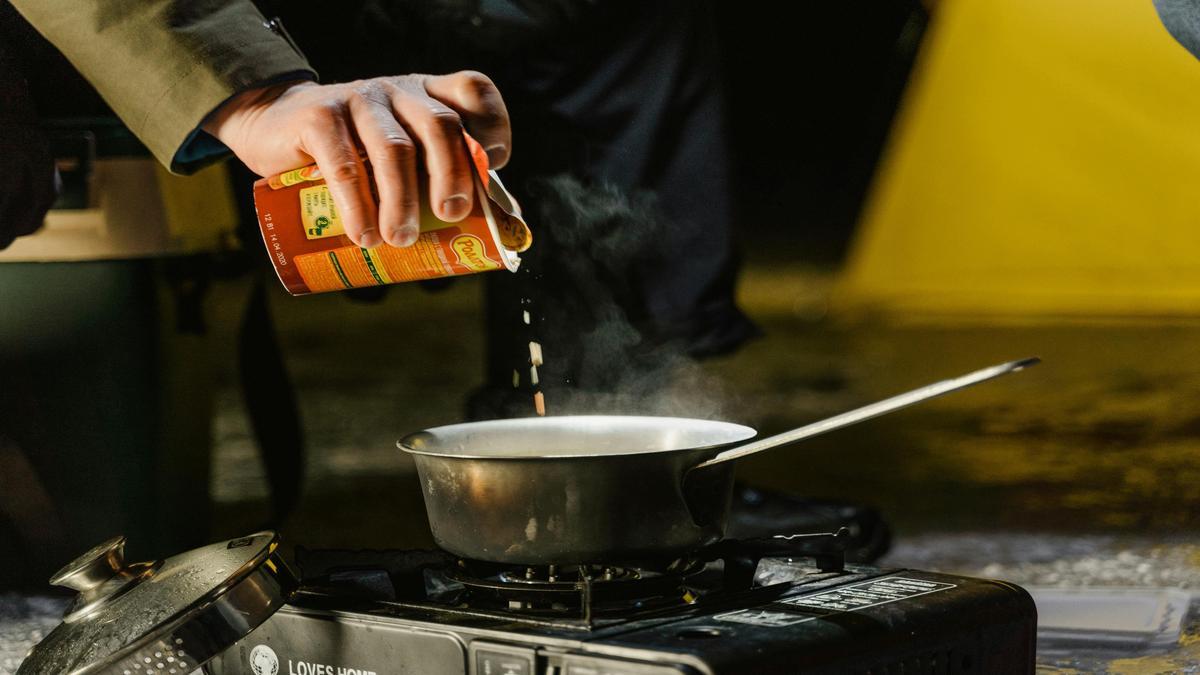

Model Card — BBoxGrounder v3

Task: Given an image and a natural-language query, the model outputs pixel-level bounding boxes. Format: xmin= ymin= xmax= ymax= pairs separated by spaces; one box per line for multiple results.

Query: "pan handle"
xmin=690 ymin=357 xmax=1039 ymax=471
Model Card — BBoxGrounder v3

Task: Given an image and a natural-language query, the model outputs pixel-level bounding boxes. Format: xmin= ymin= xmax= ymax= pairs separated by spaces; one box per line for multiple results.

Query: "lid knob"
xmin=50 ymin=535 xmax=127 ymax=592
xmin=49 ymin=535 xmax=160 ymax=622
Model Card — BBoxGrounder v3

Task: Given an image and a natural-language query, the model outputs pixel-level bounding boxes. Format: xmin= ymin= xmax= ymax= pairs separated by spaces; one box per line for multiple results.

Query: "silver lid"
xmin=18 ymin=531 xmax=295 ymax=675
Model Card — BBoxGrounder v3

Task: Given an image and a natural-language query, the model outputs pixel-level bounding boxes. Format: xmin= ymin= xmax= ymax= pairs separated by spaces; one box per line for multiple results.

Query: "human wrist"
xmin=201 ymin=79 xmax=314 ymax=149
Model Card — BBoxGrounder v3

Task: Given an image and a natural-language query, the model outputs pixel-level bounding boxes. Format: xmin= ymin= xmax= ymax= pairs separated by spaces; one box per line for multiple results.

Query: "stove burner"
xmin=446 ymin=558 xmax=709 ymax=617
xmin=294 ymin=529 xmax=853 ymax=627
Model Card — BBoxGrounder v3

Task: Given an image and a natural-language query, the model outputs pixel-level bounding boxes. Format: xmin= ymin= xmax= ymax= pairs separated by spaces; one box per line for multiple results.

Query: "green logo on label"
xmin=309 ymin=215 xmax=331 ymax=237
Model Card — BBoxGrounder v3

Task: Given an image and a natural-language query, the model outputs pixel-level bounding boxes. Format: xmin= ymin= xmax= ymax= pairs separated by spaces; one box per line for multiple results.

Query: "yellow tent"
xmin=837 ymin=0 xmax=1200 ymax=320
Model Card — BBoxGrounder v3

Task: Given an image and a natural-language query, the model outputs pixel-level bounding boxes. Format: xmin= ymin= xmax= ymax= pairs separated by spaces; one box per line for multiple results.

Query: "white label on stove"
xmin=783 ymin=576 xmax=956 ymax=611
xmin=274 ymin=654 xmax=378 ymax=675
xmin=714 ymin=576 xmax=956 ymax=628
xmin=712 ymin=609 xmax=814 ymax=627
xmin=249 ymin=645 xmax=280 ymax=675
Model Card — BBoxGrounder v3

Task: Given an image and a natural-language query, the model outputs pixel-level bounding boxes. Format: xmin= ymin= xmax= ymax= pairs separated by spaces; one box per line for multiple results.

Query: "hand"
xmin=203 ymin=71 xmax=511 ymax=248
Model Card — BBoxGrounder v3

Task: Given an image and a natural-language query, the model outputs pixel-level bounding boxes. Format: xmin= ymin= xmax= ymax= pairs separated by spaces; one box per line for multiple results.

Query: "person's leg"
xmin=462 ymin=0 xmax=757 ymax=418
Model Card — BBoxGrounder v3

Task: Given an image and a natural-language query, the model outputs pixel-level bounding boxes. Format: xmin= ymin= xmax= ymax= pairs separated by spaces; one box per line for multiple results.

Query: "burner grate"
xmin=445 ymin=559 xmax=708 ymax=619
xmin=295 ymin=530 xmax=853 ymax=628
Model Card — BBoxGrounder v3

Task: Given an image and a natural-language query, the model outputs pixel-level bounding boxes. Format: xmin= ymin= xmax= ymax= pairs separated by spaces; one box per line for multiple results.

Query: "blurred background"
xmin=183 ymin=0 xmax=1200 ymax=546
xmin=5 ymin=0 xmax=1200 ymax=669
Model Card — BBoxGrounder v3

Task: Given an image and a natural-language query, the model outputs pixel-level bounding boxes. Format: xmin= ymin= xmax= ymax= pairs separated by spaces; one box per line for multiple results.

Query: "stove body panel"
xmin=205 ymin=567 xmax=1036 ymax=675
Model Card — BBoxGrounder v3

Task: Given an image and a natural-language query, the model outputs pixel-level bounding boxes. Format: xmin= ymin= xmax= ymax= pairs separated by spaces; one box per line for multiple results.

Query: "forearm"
xmin=9 ymin=0 xmax=315 ymax=173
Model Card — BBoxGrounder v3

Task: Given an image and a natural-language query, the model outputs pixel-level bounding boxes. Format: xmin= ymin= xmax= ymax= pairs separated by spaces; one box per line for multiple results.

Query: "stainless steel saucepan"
xmin=399 ymin=358 xmax=1038 ymax=564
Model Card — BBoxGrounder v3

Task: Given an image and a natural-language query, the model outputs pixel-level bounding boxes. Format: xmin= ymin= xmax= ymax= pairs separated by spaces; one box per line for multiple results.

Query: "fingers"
xmin=300 ymin=107 xmax=380 ymax=247
xmin=423 ymin=71 xmax=512 ymax=169
xmin=349 ymin=92 xmax=420 ymax=246
xmin=390 ymin=83 xmax=476 ymax=222
xmin=294 ymin=70 xmax=509 ymax=240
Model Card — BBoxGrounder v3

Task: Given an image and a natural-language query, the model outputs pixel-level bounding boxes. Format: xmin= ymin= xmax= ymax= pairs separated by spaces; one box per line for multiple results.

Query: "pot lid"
xmin=17 ymin=531 xmax=295 ymax=675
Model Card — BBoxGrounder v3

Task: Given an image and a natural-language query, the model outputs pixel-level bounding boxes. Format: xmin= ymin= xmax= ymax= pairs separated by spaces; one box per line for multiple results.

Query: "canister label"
xmin=252 ymin=133 xmax=530 ymax=295
xmin=299 ymin=185 xmax=345 ymax=240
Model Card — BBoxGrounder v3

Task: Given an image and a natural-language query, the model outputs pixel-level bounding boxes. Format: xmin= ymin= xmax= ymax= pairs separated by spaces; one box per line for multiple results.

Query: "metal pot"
xmin=399 ymin=358 xmax=1037 ymax=564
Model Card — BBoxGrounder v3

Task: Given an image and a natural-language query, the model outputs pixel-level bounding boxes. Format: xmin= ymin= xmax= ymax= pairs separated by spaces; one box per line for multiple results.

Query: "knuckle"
xmin=477 ymin=99 xmax=508 ymax=126
xmin=428 ymin=109 xmax=463 ymax=134
xmin=326 ymin=161 xmax=362 ymax=186
xmin=352 ymin=79 xmax=387 ymax=102
xmin=307 ymin=102 xmax=343 ymax=126
xmin=454 ymin=71 xmax=506 ymax=121
xmin=394 ymin=73 xmax=426 ymax=86
xmin=380 ymin=136 xmax=416 ymax=162
xmin=385 ymin=74 xmax=425 ymax=95
xmin=457 ymin=70 xmax=495 ymax=93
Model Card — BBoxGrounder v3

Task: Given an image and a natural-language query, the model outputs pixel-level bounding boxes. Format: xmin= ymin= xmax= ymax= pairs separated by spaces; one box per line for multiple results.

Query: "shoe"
xmin=726 ymin=484 xmax=892 ymax=563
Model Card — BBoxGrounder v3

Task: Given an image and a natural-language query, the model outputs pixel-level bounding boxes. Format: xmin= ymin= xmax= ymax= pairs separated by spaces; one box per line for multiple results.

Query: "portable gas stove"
xmin=18 ymin=362 xmax=1044 ymax=674
xmin=204 ymin=530 xmax=1037 ymax=675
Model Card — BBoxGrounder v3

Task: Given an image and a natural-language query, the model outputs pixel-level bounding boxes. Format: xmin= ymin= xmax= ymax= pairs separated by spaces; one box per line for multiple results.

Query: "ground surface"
xmin=5 ymin=266 xmax=1200 ymax=673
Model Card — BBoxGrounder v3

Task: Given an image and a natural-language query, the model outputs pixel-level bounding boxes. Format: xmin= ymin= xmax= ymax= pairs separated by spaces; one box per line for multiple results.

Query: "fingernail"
xmin=484 ymin=143 xmax=508 ymax=168
xmin=358 ymin=228 xmax=381 ymax=248
xmin=442 ymin=194 xmax=470 ymax=221
xmin=389 ymin=226 xmax=418 ymax=247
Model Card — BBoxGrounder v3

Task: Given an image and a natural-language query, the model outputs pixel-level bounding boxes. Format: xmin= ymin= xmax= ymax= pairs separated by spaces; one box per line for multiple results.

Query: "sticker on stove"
xmin=248 ymin=643 xmax=378 ymax=675
xmin=783 ymin=576 xmax=956 ymax=611
xmin=249 ymin=645 xmax=279 ymax=675
xmin=712 ymin=608 xmax=814 ymax=627
xmin=714 ymin=576 xmax=956 ymax=628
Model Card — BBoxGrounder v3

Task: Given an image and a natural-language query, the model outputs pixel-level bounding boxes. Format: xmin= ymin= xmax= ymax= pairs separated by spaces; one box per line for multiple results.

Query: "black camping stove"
xmin=205 ymin=531 xmax=1036 ymax=674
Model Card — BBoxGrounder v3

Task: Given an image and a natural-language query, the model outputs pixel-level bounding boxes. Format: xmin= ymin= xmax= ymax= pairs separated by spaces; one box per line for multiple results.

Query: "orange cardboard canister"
xmin=252 ymin=135 xmax=531 ymax=295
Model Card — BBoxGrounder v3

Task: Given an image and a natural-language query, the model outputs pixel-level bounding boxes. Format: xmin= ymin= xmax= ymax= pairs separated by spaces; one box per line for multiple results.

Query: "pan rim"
xmin=397 ymin=415 xmax=758 ymax=459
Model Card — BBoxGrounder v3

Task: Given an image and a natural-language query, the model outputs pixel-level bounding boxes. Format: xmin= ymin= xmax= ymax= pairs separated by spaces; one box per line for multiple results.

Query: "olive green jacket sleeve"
xmin=9 ymin=0 xmax=316 ymax=173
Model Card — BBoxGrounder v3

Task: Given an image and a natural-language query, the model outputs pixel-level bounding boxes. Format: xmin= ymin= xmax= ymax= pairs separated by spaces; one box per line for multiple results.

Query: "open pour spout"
xmin=689 ymin=357 xmax=1040 ymax=471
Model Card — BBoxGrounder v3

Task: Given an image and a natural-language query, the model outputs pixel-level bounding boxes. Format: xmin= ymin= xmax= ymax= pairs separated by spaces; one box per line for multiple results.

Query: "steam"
xmin=519 ymin=176 xmax=735 ymax=419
